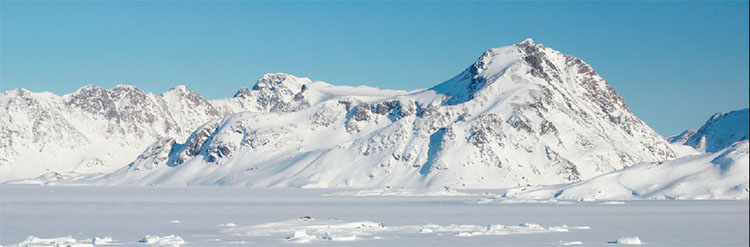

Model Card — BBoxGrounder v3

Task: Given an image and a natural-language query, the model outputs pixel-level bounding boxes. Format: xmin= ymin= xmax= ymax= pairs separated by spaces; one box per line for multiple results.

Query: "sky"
xmin=1 ymin=1 xmax=748 ymax=136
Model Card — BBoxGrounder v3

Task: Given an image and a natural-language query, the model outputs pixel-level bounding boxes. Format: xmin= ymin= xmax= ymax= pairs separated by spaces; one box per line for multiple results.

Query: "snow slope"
xmin=71 ymin=39 xmax=676 ymax=188
xmin=502 ymin=140 xmax=749 ymax=200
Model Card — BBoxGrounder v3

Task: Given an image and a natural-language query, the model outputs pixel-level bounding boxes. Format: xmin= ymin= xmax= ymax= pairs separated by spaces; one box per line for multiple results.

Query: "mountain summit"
xmin=1 ymin=40 xmax=676 ymax=188
xmin=670 ymin=108 xmax=749 ymax=153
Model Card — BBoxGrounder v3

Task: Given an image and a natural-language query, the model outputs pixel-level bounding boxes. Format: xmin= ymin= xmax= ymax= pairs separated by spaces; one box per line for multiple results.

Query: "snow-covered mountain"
xmin=502 ymin=140 xmax=749 ymax=200
xmin=0 ymin=75 xmax=369 ymax=181
xmin=669 ymin=109 xmax=749 ymax=153
xmin=2 ymin=39 xmax=677 ymax=188
xmin=501 ymin=109 xmax=750 ymax=200
xmin=667 ymin=129 xmax=697 ymax=144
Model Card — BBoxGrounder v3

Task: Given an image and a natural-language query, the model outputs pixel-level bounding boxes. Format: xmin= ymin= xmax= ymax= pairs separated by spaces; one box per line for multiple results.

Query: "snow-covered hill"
xmin=669 ymin=109 xmax=749 ymax=153
xmin=23 ymin=39 xmax=671 ymax=188
xmin=502 ymin=140 xmax=749 ymax=200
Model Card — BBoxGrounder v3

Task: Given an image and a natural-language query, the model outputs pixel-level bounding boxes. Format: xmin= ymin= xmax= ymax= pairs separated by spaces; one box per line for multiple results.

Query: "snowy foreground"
xmin=1 ymin=185 xmax=748 ymax=246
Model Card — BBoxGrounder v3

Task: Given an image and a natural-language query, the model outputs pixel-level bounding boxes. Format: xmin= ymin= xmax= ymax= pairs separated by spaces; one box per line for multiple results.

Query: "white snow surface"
xmin=1 ymin=185 xmax=747 ymax=247
xmin=3 ymin=39 xmax=678 ymax=189
xmin=502 ymin=140 xmax=749 ymax=200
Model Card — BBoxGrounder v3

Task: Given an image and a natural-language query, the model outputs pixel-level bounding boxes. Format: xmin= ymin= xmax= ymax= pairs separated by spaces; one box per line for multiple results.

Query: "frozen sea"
xmin=1 ymin=185 xmax=747 ymax=246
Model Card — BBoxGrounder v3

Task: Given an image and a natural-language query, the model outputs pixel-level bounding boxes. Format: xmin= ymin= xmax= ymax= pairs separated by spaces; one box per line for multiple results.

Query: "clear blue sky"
xmin=1 ymin=1 xmax=748 ymax=136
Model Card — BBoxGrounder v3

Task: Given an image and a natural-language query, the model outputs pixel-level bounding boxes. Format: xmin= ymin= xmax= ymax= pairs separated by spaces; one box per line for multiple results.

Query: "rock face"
xmin=2 ymin=39 xmax=676 ymax=188
xmin=673 ymin=109 xmax=749 ymax=153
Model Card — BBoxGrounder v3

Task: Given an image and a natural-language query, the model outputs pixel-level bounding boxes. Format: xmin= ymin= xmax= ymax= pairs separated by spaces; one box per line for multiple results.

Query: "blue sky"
xmin=1 ymin=1 xmax=748 ymax=135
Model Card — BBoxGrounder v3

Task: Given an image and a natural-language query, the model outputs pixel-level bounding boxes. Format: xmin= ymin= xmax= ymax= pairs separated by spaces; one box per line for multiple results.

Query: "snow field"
xmin=1 ymin=185 xmax=747 ymax=247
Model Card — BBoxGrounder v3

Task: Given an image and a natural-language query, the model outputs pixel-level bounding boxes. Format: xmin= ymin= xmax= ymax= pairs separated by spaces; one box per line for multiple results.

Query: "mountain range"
xmin=2 ymin=39 xmax=746 ymax=194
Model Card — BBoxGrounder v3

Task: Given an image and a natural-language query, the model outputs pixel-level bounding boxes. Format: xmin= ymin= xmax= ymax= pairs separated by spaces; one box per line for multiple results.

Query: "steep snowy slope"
xmin=88 ymin=39 xmax=676 ymax=188
xmin=673 ymin=109 xmax=749 ymax=153
xmin=502 ymin=140 xmax=749 ymax=200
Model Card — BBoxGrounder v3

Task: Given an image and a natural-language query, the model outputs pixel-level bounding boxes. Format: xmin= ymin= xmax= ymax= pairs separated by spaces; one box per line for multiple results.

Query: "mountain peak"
xmin=164 ymin=85 xmax=197 ymax=95
xmin=170 ymin=85 xmax=190 ymax=91
xmin=667 ymin=129 xmax=697 ymax=144
xmin=684 ymin=108 xmax=749 ymax=152
xmin=519 ymin=38 xmax=537 ymax=46
xmin=113 ymin=84 xmax=138 ymax=90
xmin=77 ymin=84 xmax=104 ymax=91
xmin=252 ymin=73 xmax=309 ymax=91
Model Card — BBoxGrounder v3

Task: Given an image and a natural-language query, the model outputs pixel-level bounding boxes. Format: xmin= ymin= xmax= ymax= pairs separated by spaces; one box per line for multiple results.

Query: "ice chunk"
xmin=285 ymin=230 xmax=312 ymax=243
xmin=559 ymin=240 xmax=583 ymax=245
xmin=92 ymin=236 xmax=112 ymax=244
xmin=293 ymin=230 xmax=307 ymax=239
xmin=139 ymin=235 xmax=186 ymax=246
xmin=609 ymin=236 xmax=642 ymax=245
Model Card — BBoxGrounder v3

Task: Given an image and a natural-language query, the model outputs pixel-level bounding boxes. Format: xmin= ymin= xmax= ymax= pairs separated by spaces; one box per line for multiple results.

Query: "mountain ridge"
xmin=669 ymin=108 xmax=749 ymax=153
xmin=2 ymin=39 xmax=676 ymax=188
